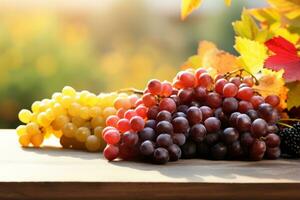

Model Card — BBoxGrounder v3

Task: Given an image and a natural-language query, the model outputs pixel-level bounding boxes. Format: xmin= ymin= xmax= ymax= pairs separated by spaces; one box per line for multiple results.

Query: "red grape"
xmin=103 ymin=129 xmax=120 ymax=145
xmin=103 ymin=145 xmax=119 ymax=161
xmin=117 ymin=118 xmax=131 ymax=133
xmin=130 ymin=116 xmax=145 ymax=131
xmin=135 ymin=105 xmax=148 ymax=118
xmin=223 ymin=83 xmax=238 ymax=97
xmin=179 ymin=71 xmax=195 ymax=88
xmin=197 ymin=73 xmax=213 ymax=89
xmin=159 ymin=98 xmax=176 ymax=113
xmin=142 ymin=93 xmax=157 ymax=107
xmin=147 ymin=79 xmax=162 ymax=95
xmin=105 ymin=115 xmax=120 ymax=127
xmin=160 ymin=81 xmax=173 ymax=97
xmin=236 ymin=87 xmax=254 ymax=101
xmin=250 ymin=95 xmax=264 ymax=109
xmin=215 ymin=78 xmax=228 ymax=94
xmin=124 ymin=109 xmax=137 ymax=120
xmin=265 ymin=95 xmax=280 ymax=107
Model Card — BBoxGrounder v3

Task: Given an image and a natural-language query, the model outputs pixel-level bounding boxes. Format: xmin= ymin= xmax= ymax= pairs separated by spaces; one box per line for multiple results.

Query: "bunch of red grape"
xmin=103 ymin=68 xmax=282 ymax=164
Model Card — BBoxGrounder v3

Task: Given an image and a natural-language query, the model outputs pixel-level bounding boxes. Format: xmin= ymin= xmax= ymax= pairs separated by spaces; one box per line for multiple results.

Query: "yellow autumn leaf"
xmin=286 ymin=81 xmax=300 ymax=110
xmin=254 ymin=69 xmax=288 ymax=110
xmin=181 ymin=0 xmax=202 ymax=20
xmin=224 ymin=0 xmax=231 ymax=6
xmin=234 ymin=37 xmax=268 ymax=74
xmin=268 ymin=0 xmax=300 ymax=19
xmin=271 ymin=25 xmax=300 ymax=44
xmin=232 ymin=9 xmax=259 ymax=40
xmin=249 ymin=8 xmax=280 ymax=25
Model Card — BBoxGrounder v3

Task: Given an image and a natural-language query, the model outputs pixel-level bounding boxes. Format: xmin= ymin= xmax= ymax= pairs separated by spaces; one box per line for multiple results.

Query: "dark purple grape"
xmin=228 ymin=141 xmax=243 ymax=158
xmin=119 ymin=143 xmax=139 ymax=160
xmin=206 ymin=92 xmax=222 ymax=108
xmin=156 ymin=121 xmax=173 ymax=134
xmin=153 ymin=147 xmax=169 ymax=164
xmin=145 ymin=119 xmax=156 ymax=129
xmin=140 ymin=140 xmax=155 ymax=156
xmin=156 ymin=110 xmax=172 ymax=122
xmin=181 ymin=140 xmax=197 ymax=159
xmin=168 ymin=144 xmax=182 ymax=161
xmin=172 ymin=133 xmax=186 ymax=146
xmin=172 ymin=112 xmax=187 ymax=119
xmin=178 ymin=88 xmax=194 ymax=104
xmin=251 ymin=118 xmax=268 ymax=138
xmin=204 ymin=117 xmax=221 ymax=133
xmin=257 ymin=103 xmax=273 ymax=120
xmin=265 ymin=147 xmax=280 ymax=159
xmin=187 ymin=106 xmax=202 ymax=125
xmin=211 ymin=143 xmax=227 ymax=160
xmin=246 ymin=109 xmax=258 ymax=121
xmin=236 ymin=114 xmax=251 ymax=132
xmin=122 ymin=131 xmax=138 ymax=146
xmin=172 ymin=117 xmax=189 ymax=134
xmin=147 ymin=105 xmax=159 ymax=119
xmin=221 ymin=127 xmax=239 ymax=144
xmin=194 ymin=86 xmax=207 ymax=102
xmin=240 ymin=132 xmax=254 ymax=147
xmin=214 ymin=108 xmax=229 ymax=127
xmin=265 ymin=133 xmax=280 ymax=148
xmin=139 ymin=127 xmax=156 ymax=142
xmin=177 ymin=105 xmax=189 ymax=114
xmin=204 ymin=132 xmax=220 ymax=145
xmin=229 ymin=112 xmax=240 ymax=127
xmin=222 ymin=97 xmax=238 ymax=114
xmin=250 ymin=140 xmax=266 ymax=161
xmin=197 ymin=142 xmax=210 ymax=158
xmin=190 ymin=124 xmax=207 ymax=142
xmin=156 ymin=134 xmax=173 ymax=148
xmin=199 ymin=106 xmax=213 ymax=120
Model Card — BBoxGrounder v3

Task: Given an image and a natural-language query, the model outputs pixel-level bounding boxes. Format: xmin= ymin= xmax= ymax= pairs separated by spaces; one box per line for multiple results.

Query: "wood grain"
xmin=1 ymin=129 xmax=300 ymax=199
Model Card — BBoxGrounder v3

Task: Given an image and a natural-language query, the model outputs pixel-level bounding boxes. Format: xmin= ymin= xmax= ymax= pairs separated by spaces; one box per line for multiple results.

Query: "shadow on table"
xmin=110 ymin=158 xmax=300 ymax=182
xmin=22 ymin=146 xmax=100 ymax=160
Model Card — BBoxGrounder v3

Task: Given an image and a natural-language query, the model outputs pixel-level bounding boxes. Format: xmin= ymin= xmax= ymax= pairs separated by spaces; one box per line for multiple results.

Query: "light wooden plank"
xmin=1 ymin=129 xmax=300 ymax=183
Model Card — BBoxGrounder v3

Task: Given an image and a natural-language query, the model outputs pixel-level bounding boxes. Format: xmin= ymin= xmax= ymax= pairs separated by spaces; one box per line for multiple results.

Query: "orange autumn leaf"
xmin=181 ymin=0 xmax=202 ymax=20
xmin=253 ymin=69 xmax=288 ymax=109
xmin=182 ymin=41 xmax=241 ymax=76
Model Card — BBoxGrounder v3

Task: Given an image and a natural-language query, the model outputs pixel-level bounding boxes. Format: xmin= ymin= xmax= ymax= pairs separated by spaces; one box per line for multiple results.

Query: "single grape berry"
xmin=251 ymin=118 xmax=268 ymax=138
xmin=172 ymin=133 xmax=186 ymax=146
xmin=172 ymin=117 xmax=189 ymax=134
xmin=159 ymin=98 xmax=176 ymax=113
xmin=156 ymin=121 xmax=174 ymax=134
xmin=265 ymin=95 xmax=280 ymax=107
xmin=179 ymin=71 xmax=195 ymax=88
xmin=130 ymin=116 xmax=145 ymax=131
xmin=156 ymin=134 xmax=173 ymax=148
xmin=156 ymin=110 xmax=172 ymax=122
xmin=223 ymin=83 xmax=238 ymax=97
xmin=168 ymin=144 xmax=182 ymax=161
xmin=206 ymin=92 xmax=222 ymax=108
xmin=140 ymin=140 xmax=155 ymax=156
xmin=221 ymin=127 xmax=239 ymax=144
xmin=147 ymin=79 xmax=162 ymax=95
xmin=153 ymin=148 xmax=169 ymax=164
xmin=187 ymin=106 xmax=202 ymax=125
xmin=103 ymin=145 xmax=119 ymax=161
xmin=222 ymin=97 xmax=238 ymax=114
xmin=190 ymin=124 xmax=207 ymax=142
xmin=204 ymin=117 xmax=221 ymax=133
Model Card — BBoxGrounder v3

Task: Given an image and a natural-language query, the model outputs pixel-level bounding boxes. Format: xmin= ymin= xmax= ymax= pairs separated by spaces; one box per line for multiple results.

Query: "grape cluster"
xmin=279 ymin=122 xmax=300 ymax=157
xmin=103 ymin=68 xmax=282 ymax=164
xmin=17 ymin=86 xmax=136 ymax=152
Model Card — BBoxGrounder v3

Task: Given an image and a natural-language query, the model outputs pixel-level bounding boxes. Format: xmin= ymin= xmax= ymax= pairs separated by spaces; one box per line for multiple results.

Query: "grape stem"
xmin=277 ymin=121 xmax=294 ymax=129
xmin=224 ymin=68 xmax=259 ymax=85
xmin=117 ymin=88 xmax=144 ymax=95
xmin=279 ymin=118 xmax=300 ymax=123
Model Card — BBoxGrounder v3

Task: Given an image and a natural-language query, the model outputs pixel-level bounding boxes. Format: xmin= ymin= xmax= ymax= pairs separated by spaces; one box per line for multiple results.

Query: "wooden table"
xmin=1 ymin=129 xmax=300 ymax=200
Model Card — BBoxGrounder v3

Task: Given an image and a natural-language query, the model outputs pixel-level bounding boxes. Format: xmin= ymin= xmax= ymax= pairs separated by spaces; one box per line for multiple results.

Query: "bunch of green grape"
xmin=16 ymin=86 xmax=136 ymax=152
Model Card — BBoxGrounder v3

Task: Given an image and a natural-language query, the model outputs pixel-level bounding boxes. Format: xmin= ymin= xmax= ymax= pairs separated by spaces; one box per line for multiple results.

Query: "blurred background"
xmin=0 ymin=0 xmax=267 ymax=128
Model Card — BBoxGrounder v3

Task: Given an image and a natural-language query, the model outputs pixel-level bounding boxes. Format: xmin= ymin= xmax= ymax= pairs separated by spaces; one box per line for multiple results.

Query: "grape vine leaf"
xmin=234 ymin=37 xmax=268 ymax=74
xmin=264 ymin=36 xmax=300 ymax=82
xmin=286 ymin=81 xmax=300 ymax=109
xmin=181 ymin=0 xmax=202 ymax=20
xmin=232 ymin=9 xmax=259 ymax=40
xmin=182 ymin=41 xmax=241 ymax=76
xmin=253 ymin=69 xmax=288 ymax=109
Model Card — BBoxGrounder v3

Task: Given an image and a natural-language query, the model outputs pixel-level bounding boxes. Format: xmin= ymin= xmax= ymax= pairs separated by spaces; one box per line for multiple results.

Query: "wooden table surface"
xmin=1 ymin=129 xmax=300 ymax=200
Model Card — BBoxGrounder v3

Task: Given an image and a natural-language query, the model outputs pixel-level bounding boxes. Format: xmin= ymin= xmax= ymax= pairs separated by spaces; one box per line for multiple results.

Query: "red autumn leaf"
xmin=264 ymin=36 xmax=300 ymax=82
